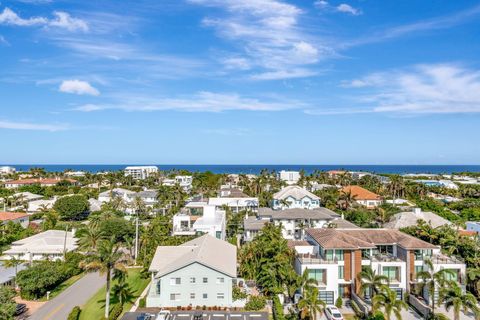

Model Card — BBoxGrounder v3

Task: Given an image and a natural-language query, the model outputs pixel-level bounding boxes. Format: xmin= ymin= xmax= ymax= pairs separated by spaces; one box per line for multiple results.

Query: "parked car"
xmin=156 ymin=310 xmax=171 ymax=320
xmin=137 ymin=313 xmax=156 ymax=320
xmin=325 ymin=305 xmax=343 ymax=320
xmin=15 ymin=303 xmax=27 ymax=316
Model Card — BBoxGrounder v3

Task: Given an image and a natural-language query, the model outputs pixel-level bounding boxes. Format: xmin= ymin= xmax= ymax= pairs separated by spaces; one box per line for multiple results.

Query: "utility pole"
xmin=134 ymin=210 xmax=139 ymax=265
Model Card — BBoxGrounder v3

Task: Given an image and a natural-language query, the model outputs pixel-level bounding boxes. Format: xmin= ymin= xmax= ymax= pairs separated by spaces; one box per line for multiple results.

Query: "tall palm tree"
xmin=80 ymin=237 xmax=127 ymax=319
xmin=298 ymin=269 xmax=318 ymax=296
xmin=372 ymin=287 xmax=408 ymax=320
xmin=297 ymin=286 xmax=326 ymax=320
xmin=467 ymin=267 xmax=480 ymax=297
xmin=337 ymin=190 xmax=357 ymax=210
xmin=2 ymin=257 xmax=23 ymax=289
xmin=416 ymin=259 xmax=455 ymax=315
xmin=440 ymin=283 xmax=479 ymax=320
xmin=77 ymin=224 xmax=105 ymax=252
xmin=359 ymin=266 xmax=389 ymax=299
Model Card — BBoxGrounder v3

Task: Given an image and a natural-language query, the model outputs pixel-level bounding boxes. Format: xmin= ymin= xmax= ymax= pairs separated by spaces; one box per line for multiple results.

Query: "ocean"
xmin=2 ymin=164 xmax=480 ymax=174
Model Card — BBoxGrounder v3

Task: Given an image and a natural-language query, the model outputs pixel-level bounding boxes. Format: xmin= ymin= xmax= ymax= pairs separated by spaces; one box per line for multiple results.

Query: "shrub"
xmin=272 ymin=296 xmax=285 ymax=320
xmin=138 ymin=297 xmax=146 ymax=308
xmin=67 ymin=306 xmax=81 ymax=320
xmin=108 ymin=304 xmax=123 ymax=320
xmin=54 ymin=195 xmax=89 ymax=220
xmin=233 ymin=286 xmax=247 ymax=301
xmin=245 ymin=295 xmax=266 ymax=311
xmin=335 ymin=296 xmax=343 ymax=308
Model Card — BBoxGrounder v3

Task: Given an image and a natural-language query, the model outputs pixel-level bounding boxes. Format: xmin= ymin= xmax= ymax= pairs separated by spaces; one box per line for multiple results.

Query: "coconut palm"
xmin=297 ymin=286 xmax=326 ymax=320
xmin=298 ymin=269 xmax=318 ymax=296
xmin=440 ymin=283 xmax=479 ymax=320
xmin=372 ymin=287 xmax=408 ymax=320
xmin=416 ymin=259 xmax=456 ymax=315
xmin=77 ymin=224 xmax=105 ymax=252
xmin=80 ymin=237 xmax=127 ymax=319
xmin=2 ymin=256 xmax=23 ymax=289
xmin=337 ymin=190 xmax=356 ymax=210
xmin=359 ymin=266 xmax=389 ymax=299
xmin=112 ymin=280 xmax=134 ymax=305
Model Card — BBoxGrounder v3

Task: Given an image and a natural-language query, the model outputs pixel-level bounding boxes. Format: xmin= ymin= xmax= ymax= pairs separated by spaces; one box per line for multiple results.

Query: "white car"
xmin=325 ymin=305 xmax=343 ymax=320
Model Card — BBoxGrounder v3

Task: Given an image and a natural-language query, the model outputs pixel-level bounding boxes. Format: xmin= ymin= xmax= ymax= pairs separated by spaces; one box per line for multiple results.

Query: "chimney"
xmin=413 ymin=208 xmax=421 ymax=215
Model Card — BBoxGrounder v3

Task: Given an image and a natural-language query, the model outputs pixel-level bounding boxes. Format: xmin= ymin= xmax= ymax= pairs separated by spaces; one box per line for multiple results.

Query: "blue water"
xmin=2 ymin=164 xmax=480 ymax=174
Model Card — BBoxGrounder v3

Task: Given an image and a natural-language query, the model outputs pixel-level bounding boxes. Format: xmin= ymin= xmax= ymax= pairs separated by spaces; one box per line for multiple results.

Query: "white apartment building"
xmin=293 ymin=228 xmax=466 ymax=304
xmin=98 ymin=188 xmax=158 ymax=214
xmin=208 ymin=197 xmax=258 ymax=213
xmin=277 ymin=170 xmax=301 ymax=185
xmin=124 ymin=166 xmax=159 ymax=180
xmin=147 ymin=235 xmax=236 ymax=308
xmin=173 ymin=203 xmax=226 ymax=240
xmin=271 ymin=185 xmax=320 ymax=210
xmin=0 ymin=166 xmax=16 ymax=175
xmin=162 ymin=175 xmax=193 ymax=192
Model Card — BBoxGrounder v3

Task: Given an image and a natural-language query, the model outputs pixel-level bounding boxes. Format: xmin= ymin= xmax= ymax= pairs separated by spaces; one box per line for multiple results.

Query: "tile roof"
xmin=341 ymin=185 xmax=382 ymax=200
xmin=149 ymin=234 xmax=236 ymax=278
xmin=306 ymin=228 xmax=438 ymax=250
xmin=243 ymin=216 xmax=268 ymax=231
xmin=384 ymin=210 xmax=451 ymax=229
xmin=287 ymin=240 xmax=310 ymax=248
xmin=5 ymin=178 xmax=76 ymax=185
xmin=273 ymin=185 xmax=320 ymax=201
xmin=0 ymin=212 xmax=28 ymax=221
xmin=258 ymin=207 xmax=339 ymax=220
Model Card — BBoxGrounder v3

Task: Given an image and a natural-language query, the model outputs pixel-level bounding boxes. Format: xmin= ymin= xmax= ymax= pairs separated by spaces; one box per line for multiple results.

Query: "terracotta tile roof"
xmin=306 ymin=228 xmax=438 ymax=250
xmin=459 ymin=230 xmax=477 ymax=237
xmin=341 ymin=185 xmax=381 ymax=200
xmin=6 ymin=178 xmax=76 ymax=185
xmin=0 ymin=212 xmax=29 ymax=221
xmin=287 ymin=240 xmax=310 ymax=248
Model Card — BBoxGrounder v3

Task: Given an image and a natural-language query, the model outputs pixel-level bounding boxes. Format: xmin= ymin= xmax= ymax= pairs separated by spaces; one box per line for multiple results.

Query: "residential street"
xmin=28 ymin=272 xmax=104 ymax=320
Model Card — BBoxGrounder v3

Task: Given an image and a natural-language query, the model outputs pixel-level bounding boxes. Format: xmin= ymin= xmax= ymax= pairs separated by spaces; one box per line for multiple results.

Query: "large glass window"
xmin=338 ymin=266 xmax=344 ymax=279
xmin=383 ymin=266 xmax=400 ymax=281
xmin=377 ymin=245 xmax=394 ymax=255
xmin=335 ymin=250 xmax=344 ymax=261
xmin=444 ymin=269 xmax=459 ymax=281
xmin=325 ymin=250 xmax=334 ymax=261
xmin=308 ymin=269 xmax=326 ymax=284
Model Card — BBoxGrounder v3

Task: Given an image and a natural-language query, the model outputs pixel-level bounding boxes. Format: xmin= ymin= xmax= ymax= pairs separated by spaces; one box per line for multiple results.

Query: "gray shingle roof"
xmin=273 ymin=186 xmax=320 ymax=201
xmin=258 ymin=207 xmax=339 ymax=220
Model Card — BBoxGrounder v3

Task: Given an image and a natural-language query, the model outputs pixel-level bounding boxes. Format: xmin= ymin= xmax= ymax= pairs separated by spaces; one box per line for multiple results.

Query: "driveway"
xmin=29 ymin=272 xmax=104 ymax=320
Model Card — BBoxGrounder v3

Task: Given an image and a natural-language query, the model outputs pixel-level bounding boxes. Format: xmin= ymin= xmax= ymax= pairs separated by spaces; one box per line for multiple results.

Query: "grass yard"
xmin=39 ymin=272 xmax=85 ymax=302
xmin=79 ymin=268 xmax=149 ymax=320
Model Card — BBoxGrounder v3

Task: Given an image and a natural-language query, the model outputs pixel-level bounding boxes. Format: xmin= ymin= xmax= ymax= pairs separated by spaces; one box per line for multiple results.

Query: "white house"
xmin=27 ymin=197 xmax=57 ymax=214
xmin=208 ymin=197 xmax=258 ymax=213
xmin=271 ymin=185 xmax=320 ymax=210
xmin=173 ymin=203 xmax=226 ymax=240
xmin=162 ymin=176 xmax=193 ymax=192
xmin=340 ymin=185 xmax=383 ymax=209
xmin=0 ymin=166 xmax=16 ymax=175
xmin=98 ymin=188 xmax=158 ymax=214
xmin=13 ymin=192 xmax=43 ymax=202
xmin=277 ymin=170 xmax=300 ymax=185
xmin=124 ymin=166 xmax=159 ymax=180
xmin=384 ymin=208 xmax=451 ymax=229
xmin=146 ymin=235 xmax=237 ymax=308
xmin=0 ymin=212 xmax=29 ymax=228
xmin=2 ymin=230 xmax=78 ymax=262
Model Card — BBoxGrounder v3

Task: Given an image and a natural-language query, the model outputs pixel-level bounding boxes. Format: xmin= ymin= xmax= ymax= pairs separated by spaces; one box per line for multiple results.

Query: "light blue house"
xmin=271 ymin=185 xmax=320 ymax=210
xmin=146 ymin=235 xmax=237 ymax=308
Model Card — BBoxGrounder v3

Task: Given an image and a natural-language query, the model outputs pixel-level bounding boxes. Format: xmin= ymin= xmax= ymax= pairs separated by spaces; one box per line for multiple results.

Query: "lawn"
xmin=79 ymin=268 xmax=149 ymax=320
xmin=39 ymin=272 xmax=85 ymax=302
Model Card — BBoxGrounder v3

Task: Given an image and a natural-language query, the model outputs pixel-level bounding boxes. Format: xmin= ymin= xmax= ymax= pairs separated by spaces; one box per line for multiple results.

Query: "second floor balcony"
xmin=297 ymin=253 xmax=338 ymax=265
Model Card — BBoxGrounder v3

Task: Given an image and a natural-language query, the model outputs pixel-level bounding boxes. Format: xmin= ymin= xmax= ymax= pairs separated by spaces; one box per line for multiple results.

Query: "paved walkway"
xmin=29 ymin=272 xmax=104 ymax=320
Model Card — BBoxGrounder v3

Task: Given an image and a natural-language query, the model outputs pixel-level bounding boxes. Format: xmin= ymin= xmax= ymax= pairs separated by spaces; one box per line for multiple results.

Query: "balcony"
xmin=371 ymin=253 xmax=402 ymax=263
xmin=297 ymin=253 xmax=338 ymax=264
xmin=172 ymin=226 xmax=196 ymax=235
xmin=430 ymin=254 xmax=464 ymax=265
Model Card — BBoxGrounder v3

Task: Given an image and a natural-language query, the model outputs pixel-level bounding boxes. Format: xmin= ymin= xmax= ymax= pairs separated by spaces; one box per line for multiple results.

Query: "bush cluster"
xmin=67 ymin=306 xmax=81 ymax=320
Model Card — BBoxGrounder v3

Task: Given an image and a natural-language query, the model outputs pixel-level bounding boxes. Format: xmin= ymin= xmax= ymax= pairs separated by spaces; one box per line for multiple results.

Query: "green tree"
xmin=53 ymin=195 xmax=89 ymax=220
xmin=372 ymin=287 xmax=407 ymax=320
xmin=297 ymin=286 xmax=326 ymax=320
xmin=0 ymin=286 xmax=16 ymax=320
xmin=440 ymin=283 xmax=479 ymax=320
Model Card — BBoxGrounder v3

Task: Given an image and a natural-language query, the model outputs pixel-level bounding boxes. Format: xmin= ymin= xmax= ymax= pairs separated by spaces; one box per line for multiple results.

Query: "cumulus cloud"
xmin=0 ymin=7 xmax=88 ymax=32
xmin=336 ymin=4 xmax=362 ymax=16
xmin=59 ymin=80 xmax=100 ymax=96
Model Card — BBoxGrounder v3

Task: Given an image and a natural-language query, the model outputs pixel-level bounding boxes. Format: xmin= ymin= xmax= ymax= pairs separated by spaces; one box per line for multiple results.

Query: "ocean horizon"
xmin=2 ymin=164 xmax=480 ymax=175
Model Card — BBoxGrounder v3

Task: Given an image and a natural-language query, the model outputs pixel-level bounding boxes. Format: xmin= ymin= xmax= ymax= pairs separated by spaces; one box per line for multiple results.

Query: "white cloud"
xmin=336 ymin=4 xmax=362 ymax=16
xmin=0 ymin=35 xmax=9 ymax=46
xmin=0 ymin=7 xmax=88 ymax=32
xmin=73 ymin=91 xmax=303 ymax=113
xmin=0 ymin=119 xmax=67 ymax=131
xmin=188 ymin=0 xmax=328 ymax=80
xmin=59 ymin=80 xmax=100 ymax=96
xmin=336 ymin=64 xmax=480 ymax=114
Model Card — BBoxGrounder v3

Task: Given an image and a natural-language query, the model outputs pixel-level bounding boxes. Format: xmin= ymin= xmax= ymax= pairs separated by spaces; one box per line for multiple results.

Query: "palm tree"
xmin=359 ymin=266 xmax=389 ymax=299
xmin=372 ymin=287 xmax=408 ymax=320
xmin=279 ymin=198 xmax=291 ymax=209
xmin=297 ymin=286 xmax=326 ymax=320
xmin=112 ymin=280 xmax=133 ymax=305
xmin=80 ymin=237 xmax=127 ymax=319
xmin=337 ymin=190 xmax=356 ymax=210
xmin=467 ymin=267 xmax=480 ymax=297
xmin=77 ymin=224 xmax=105 ymax=252
xmin=440 ymin=283 xmax=479 ymax=320
xmin=298 ymin=269 xmax=318 ymax=296
xmin=416 ymin=259 xmax=456 ymax=315
xmin=2 ymin=256 xmax=23 ymax=289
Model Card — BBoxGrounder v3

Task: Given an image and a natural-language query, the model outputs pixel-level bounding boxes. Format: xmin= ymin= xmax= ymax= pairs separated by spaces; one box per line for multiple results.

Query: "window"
xmin=415 ymin=266 xmax=423 ymax=275
xmin=170 ymin=293 xmax=180 ymax=301
xmin=203 ymin=277 xmax=208 ymax=283
xmin=170 ymin=278 xmax=181 ymax=285
xmin=217 ymin=293 xmax=225 ymax=299
xmin=335 ymin=250 xmax=344 ymax=261
xmin=308 ymin=269 xmax=326 ymax=284
xmin=362 ymin=249 xmax=371 ymax=259
xmin=383 ymin=266 xmax=400 ymax=281
xmin=376 ymin=245 xmax=394 ymax=255
xmin=216 ymin=231 xmax=222 ymax=239
xmin=338 ymin=266 xmax=344 ymax=280
xmin=190 ymin=293 xmax=195 ymax=299
xmin=190 ymin=277 xmax=196 ymax=284
xmin=217 ymin=277 xmax=225 ymax=284
xmin=444 ymin=269 xmax=459 ymax=281
xmin=203 ymin=293 xmax=208 ymax=299
xmin=325 ymin=250 xmax=334 ymax=261
xmin=156 ymin=281 xmax=161 ymax=294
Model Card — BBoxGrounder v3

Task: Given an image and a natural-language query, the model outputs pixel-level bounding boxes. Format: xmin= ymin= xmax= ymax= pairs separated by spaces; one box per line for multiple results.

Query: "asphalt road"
xmin=29 ymin=272 xmax=104 ymax=320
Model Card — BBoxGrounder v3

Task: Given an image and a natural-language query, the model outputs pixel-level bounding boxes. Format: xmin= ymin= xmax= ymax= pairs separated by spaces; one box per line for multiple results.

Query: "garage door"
xmin=318 ymin=291 xmax=334 ymax=304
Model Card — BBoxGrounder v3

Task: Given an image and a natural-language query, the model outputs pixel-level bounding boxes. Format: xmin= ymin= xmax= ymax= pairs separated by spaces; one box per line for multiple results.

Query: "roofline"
xmin=151 ymin=261 xmax=236 ymax=279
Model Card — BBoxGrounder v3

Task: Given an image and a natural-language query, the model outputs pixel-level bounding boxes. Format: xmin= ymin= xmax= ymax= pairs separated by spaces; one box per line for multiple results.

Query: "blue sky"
xmin=1 ymin=0 xmax=480 ymax=164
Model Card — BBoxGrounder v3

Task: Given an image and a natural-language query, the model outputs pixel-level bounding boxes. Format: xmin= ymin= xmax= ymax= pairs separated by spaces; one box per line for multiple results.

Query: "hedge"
xmin=67 ymin=306 xmax=81 ymax=320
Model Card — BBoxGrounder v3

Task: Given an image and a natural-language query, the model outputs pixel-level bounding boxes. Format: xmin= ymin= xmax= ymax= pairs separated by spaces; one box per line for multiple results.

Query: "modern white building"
xmin=172 ymin=203 xmax=226 ymax=240
xmin=98 ymin=188 xmax=158 ymax=214
xmin=0 ymin=166 xmax=16 ymax=175
xmin=162 ymin=176 xmax=193 ymax=192
xmin=208 ymin=197 xmax=258 ymax=213
xmin=293 ymin=228 xmax=466 ymax=304
xmin=124 ymin=166 xmax=159 ymax=180
xmin=2 ymin=230 xmax=78 ymax=262
xmin=147 ymin=235 xmax=237 ymax=308
xmin=271 ymin=185 xmax=320 ymax=210
xmin=243 ymin=207 xmax=348 ymax=241
xmin=277 ymin=170 xmax=301 ymax=185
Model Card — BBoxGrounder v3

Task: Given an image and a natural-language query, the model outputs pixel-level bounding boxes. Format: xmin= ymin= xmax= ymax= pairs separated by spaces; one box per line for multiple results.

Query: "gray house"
xmin=146 ymin=235 xmax=237 ymax=308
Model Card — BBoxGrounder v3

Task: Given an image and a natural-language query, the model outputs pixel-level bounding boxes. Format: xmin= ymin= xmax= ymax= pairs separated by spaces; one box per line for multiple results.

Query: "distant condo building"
xmin=277 ymin=170 xmax=301 ymax=185
xmin=124 ymin=166 xmax=159 ymax=179
xmin=0 ymin=166 xmax=16 ymax=175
